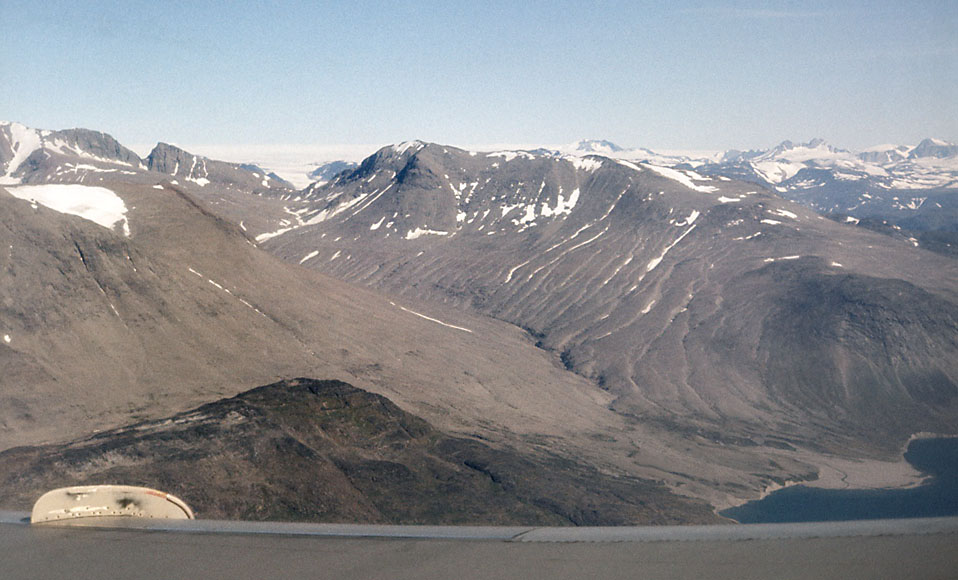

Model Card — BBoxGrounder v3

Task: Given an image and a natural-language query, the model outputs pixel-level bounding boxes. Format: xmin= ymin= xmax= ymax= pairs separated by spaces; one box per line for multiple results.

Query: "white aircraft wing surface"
xmin=2 ymin=512 xmax=956 ymax=579
xmin=0 ymin=512 xmax=958 ymax=580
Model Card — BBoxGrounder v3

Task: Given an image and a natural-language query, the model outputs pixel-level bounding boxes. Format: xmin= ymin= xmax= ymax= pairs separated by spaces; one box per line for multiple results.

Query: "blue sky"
xmin=2 ymin=0 xmax=956 ymax=151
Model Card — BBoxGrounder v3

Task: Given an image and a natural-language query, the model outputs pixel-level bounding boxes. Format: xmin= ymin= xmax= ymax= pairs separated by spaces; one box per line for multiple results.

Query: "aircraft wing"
xmin=2 ymin=511 xmax=956 ymax=579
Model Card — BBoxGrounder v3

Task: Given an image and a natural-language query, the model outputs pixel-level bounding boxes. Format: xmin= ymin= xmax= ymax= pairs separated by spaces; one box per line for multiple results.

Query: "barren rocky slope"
xmin=0 ymin=177 xmax=626 ymax=463
xmin=0 ymin=378 xmax=720 ymax=525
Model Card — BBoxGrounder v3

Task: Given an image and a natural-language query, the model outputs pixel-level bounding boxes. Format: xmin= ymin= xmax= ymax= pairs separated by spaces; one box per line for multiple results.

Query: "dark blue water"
xmin=720 ymin=437 xmax=958 ymax=523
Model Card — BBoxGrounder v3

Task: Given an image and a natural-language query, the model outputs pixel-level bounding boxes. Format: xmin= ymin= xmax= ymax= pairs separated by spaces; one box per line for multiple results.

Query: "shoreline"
xmin=714 ymin=432 xmax=958 ymax=516
xmin=905 ymin=431 xmax=958 ymax=447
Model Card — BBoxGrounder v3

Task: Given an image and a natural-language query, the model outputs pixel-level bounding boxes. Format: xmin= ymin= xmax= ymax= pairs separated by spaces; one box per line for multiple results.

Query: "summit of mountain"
xmin=0 ymin=121 xmax=294 ymax=194
xmin=570 ymin=139 xmax=625 ymax=154
xmin=146 ymin=142 xmax=295 ymax=192
xmin=0 ymin=122 xmax=145 ymax=185
xmin=910 ymin=138 xmax=958 ymax=160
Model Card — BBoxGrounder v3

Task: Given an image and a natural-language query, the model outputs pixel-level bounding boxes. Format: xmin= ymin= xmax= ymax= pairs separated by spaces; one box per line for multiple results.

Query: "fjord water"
xmin=721 ymin=438 xmax=958 ymax=523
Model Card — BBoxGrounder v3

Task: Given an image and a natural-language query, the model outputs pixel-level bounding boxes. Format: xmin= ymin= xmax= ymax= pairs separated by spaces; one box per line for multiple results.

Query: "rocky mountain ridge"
xmin=468 ymin=136 xmax=957 ymax=256
xmin=0 ymin=121 xmax=294 ymax=194
xmin=273 ymin=135 xmax=958 ymax=249
xmin=0 ymin=378 xmax=720 ymax=525
xmin=7 ymin=120 xmax=951 ymax=241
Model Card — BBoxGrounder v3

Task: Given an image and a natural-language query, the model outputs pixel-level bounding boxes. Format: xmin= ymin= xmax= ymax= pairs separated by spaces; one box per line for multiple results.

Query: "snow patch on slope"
xmin=389 ymin=301 xmax=473 ymax=333
xmin=646 ymin=224 xmax=697 ymax=272
xmin=299 ymin=250 xmax=319 ymax=264
xmin=405 ymin=227 xmax=449 ymax=240
xmin=645 ymin=164 xmax=718 ymax=193
xmin=1 ymin=123 xmax=43 ymax=184
xmin=540 ymin=188 xmax=580 ymax=218
xmin=6 ymin=184 xmax=130 ymax=236
xmin=568 ymin=156 xmax=604 ymax=172
xmin=392 ymin=141 xmax=425 ymax=155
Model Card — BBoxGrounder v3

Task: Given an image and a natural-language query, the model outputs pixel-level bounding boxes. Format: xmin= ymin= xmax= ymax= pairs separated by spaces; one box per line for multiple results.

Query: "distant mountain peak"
xmin=910 ymin=138 xmax=958 ymax=159
xmin=771 ymin=138 xmax=835 ymax=155
xmin=148 ymin=141 xmax=196 ymax=158
xmin=144 ymin=141 xmax=293 ymax=190
xmin=775 ymin=139 xmax=795 ymax=150
xmin=307 ymin=160 xmax=358 ymax=183
xmin=570 ymin=139 xmax=624 ymax=154
xmin=1 ymin=122 xmax=144 ymax=184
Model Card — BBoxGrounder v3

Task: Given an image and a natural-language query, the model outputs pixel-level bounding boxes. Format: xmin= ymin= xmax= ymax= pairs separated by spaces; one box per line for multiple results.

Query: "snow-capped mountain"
xmin=910 ymin=138 xmax=958 ymax=159
xmin=280 ymin=135 xmax=958 ymax=238
xmin=0 ymin=122 xmax=145 ymax=185
xmin=261 ymin=140 xmax=958 ymax=466
xmin=0 ymin=121 xmax=302 ymax=237
xmin=142 ymin=133 xmax=955 ymax=241
xmin=145 ymin=142 xmax=295 ymax=192
xmin=553 ymin=139 xmax=714 ymax=167
xmin=0 ymin=121 xmax=295 ymax=194
xmin=703 ymin=137 xmax=958 ymax=190
xmin=689 ymin=138 xmax=958 ymax=234
xmin=565 ymin=136 xmax=958 ymax=191
xmin=568 ymin=139 xmax=625 ymax=155
xmin=307 ymin=160 xmax=359 ymax=184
